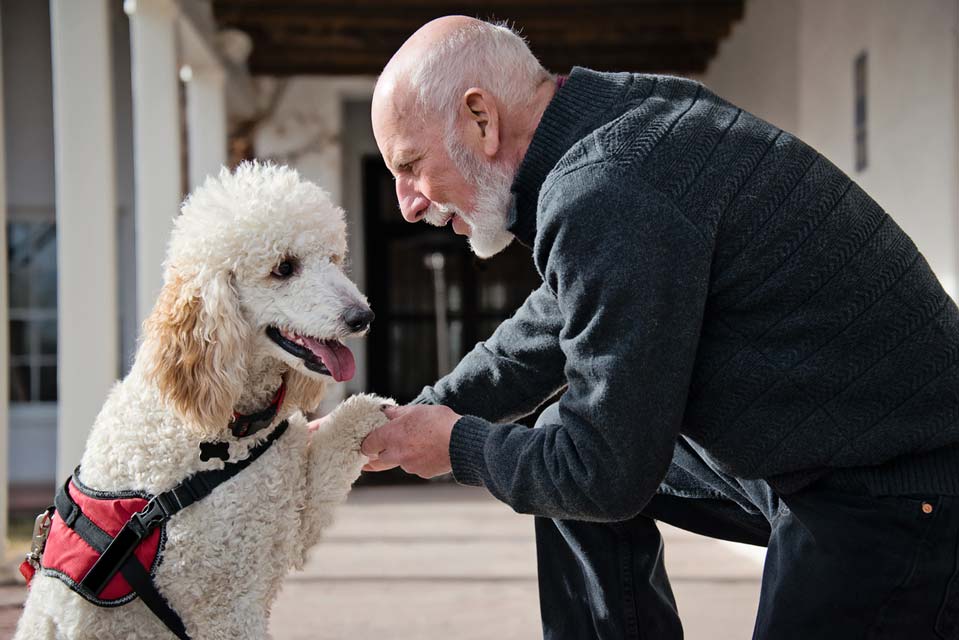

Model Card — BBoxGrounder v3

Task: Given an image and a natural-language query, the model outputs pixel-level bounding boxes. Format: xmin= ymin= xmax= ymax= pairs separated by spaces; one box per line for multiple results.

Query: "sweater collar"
xmin=507 ymin=67 xmax=633 ymax=247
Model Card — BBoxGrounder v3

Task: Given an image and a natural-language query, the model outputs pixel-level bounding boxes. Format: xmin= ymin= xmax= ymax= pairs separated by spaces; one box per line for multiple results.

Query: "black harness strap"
xmin=54 ymin=420 xmax=289 ymax=640
xmin=120 ymin=560 xmax=190 ymax=640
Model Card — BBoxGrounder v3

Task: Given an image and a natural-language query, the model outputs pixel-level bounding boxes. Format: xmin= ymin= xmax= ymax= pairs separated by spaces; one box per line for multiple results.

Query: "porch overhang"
xmin=212 ymin=0 xmax=744 ymax=76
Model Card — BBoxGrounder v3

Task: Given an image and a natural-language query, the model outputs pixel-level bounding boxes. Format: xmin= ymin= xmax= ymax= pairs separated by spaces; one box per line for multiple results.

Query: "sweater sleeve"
xmin=412 ymin=281 xmax=568 ymax=423
xmin=449 ymin=164 xmax=712 ymax=522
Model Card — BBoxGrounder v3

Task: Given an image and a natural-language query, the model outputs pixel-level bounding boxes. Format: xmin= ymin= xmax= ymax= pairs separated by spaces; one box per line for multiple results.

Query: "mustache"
xmin=423 ymin=202 xmax=462 ymax=227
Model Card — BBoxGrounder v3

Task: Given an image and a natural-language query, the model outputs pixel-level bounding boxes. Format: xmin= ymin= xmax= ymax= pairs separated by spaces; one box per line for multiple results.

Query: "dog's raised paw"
xmin=321 ymin=393 xmax=394 ymax=443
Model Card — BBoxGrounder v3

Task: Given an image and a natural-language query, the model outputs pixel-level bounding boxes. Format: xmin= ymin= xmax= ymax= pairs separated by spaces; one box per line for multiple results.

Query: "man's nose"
xmin=396 ymin=177 xmax=429 ymax=223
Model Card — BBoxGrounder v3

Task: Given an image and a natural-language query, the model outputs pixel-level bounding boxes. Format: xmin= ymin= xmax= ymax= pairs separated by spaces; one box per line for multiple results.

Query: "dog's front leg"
xmin=295 ymin=394 xmax=393 ymax=563
xmin=12 ymin=593 xmax=58 ymax=640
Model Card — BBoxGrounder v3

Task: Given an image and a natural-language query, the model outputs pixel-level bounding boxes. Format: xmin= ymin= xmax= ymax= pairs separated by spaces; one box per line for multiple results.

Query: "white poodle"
xmin=14 ymin=162 xmax=390 ymax=639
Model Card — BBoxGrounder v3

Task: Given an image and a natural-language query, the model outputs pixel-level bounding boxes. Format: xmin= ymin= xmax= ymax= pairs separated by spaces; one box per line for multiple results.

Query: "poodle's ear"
xmin=284 ymin=368 xmax=328 ymax=416
xmin=141 ymin=269 xmax=250 ymax=437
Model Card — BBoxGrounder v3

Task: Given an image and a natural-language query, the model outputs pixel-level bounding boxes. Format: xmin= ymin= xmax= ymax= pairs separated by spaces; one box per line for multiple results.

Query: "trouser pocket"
xmin=936 ymin=522 xmax=959 ymax=639
xmin=851 ymin=494 xmax=959 ymax=640
xmin=758 ymin=489 xmax=951 ymax=640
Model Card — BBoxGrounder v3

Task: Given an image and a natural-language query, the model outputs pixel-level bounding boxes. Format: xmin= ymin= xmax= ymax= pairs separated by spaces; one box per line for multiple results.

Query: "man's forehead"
xmin=372 ymin=91 xmax=413 ymax=144
xmin=372 ymin=77 xmax=436 ymax=169
xmin=372 ymin=73 xmax=414 ymax=121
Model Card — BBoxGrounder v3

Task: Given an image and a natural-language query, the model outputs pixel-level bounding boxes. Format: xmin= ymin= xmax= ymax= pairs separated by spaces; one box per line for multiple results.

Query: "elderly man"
xmin=362 ymin=15 xmax=959 ymax=640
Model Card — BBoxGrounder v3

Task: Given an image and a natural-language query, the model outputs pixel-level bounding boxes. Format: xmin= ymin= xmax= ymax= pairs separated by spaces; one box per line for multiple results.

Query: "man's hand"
xmin=360 ymin=404 xmax=461 ymax=479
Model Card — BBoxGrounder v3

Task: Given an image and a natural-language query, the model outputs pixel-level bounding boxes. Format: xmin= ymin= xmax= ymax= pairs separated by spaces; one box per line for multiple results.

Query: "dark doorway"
xmin=362 ymin=156 xmax=542 ymax=404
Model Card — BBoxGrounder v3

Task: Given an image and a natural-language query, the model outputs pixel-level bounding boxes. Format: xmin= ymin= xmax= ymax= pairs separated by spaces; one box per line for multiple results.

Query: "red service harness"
xmin=31 ymin=478 xmax=164 ymax=603
xmin=20 ymin=411 xmax=289 ymax=640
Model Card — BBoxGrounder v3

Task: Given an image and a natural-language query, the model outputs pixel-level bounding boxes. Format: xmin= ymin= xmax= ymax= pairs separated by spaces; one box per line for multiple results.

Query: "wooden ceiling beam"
xmin=245 ymin=41 xmax=719 ymax=61
xmin=223 ymin=22 xmax=736 ymax=56
xmin=226 ymin=23 xmax=731 ymax=48
xmin=246 ymin=47 xmax=712 ymax=76
xmin=212 ymin=0 xmax=742 ymax=76
xmin=214 ymin=5 xmax=743 ymax=34
xmin=215 ymin=0 xmax=741 ymax=8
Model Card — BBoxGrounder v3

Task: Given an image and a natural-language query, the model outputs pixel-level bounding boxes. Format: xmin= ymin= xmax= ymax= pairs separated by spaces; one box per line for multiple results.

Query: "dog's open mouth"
xmin=266 ymin=326 xmax=355 ymax=382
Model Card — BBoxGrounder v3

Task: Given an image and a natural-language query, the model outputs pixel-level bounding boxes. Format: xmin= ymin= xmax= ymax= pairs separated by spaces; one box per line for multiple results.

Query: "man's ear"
xmin=461 ymin=88 xmax=500 ymax=158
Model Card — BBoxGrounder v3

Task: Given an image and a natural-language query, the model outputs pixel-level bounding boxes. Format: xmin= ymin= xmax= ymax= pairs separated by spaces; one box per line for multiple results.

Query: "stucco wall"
xmin=699 ymin=0 xmax=800 ymax=135
xmin=797 ymin=0 xmax=959 ymax=299
xmin=702 ymin=0 xmax=959 ymax=300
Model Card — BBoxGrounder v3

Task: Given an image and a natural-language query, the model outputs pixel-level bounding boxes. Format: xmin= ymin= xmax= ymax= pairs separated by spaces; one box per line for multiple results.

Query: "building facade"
xmin=1 ymin=0 xmax=957 ymax=568
xmin=700 ymin=0 xmax=959 ymax=300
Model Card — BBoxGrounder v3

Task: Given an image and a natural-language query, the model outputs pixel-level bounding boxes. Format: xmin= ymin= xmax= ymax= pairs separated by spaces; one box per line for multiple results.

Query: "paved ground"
xmin=1 ymin=484 xmax=765 ymax=639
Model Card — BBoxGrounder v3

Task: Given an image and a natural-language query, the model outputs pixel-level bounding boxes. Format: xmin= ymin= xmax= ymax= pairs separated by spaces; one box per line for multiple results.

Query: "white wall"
xmin=702 ymin=0 xmax=959 ymax=300
xmin=700 ymin=0 xmax=800 ymax=135
xmin=797 ymin=0 xmax=959 ymax=299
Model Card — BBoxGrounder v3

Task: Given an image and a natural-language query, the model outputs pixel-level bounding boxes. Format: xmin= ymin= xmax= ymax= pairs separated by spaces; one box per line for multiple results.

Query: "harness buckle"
xmin=81 ymin=498 xmax=169 ymax=595
xmin=21 ymin=507 xmax=55 ymax=581
xmin=128 ymin=497 xmax=169 ymax=538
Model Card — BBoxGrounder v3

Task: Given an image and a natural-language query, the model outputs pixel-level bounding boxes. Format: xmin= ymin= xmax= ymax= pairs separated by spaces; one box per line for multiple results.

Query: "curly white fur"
xmin=14 ymin=163 xmax=392 ymax=640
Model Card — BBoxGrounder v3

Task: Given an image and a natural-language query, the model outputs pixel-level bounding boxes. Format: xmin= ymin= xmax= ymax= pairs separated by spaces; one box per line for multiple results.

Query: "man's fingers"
xmin=360 ymin=425 xmax=390 ymax=457
xmin=363 ymin=445 xmax=402 ymax=472
xmin=363 ymin=458 xmax=399 ymax=472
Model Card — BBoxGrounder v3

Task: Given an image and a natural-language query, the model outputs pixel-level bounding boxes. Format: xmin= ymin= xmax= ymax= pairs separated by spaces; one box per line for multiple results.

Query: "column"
xmin=185 ymin=66 xmax=227 ymax=190
xmin=50 ymin=0 xmax=119 ymax=481
xmin=125 ymin=0 xmax=181 ymax=324
xmin=0 ymin=5 xmax=8 ymax=570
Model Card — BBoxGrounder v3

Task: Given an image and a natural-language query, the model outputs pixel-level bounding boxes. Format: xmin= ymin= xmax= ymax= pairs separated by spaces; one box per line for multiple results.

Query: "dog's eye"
xmin=271 ymin=259 xmax=297 ymax=279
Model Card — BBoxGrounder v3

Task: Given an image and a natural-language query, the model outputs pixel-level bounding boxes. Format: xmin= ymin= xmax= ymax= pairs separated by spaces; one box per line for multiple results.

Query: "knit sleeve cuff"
xmin=449 ymin=415 xmax=492 ymax=487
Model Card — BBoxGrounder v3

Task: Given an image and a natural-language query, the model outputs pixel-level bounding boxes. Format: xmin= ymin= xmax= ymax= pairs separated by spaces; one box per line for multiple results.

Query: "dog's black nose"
xmin=343 ymin=306 xmax=375 ymax=333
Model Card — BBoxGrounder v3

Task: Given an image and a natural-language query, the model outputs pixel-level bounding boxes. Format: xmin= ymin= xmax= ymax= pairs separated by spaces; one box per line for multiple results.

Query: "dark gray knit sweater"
xmin=414 ymin=67 xmax=959 ymax=522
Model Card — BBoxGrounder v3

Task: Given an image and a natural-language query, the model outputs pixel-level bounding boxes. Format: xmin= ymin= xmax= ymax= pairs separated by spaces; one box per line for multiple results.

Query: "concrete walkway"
xmin=2 ymin=484 xmax=765 ymax=639
xmin=268 ymin=484 xmax=764 ymax=639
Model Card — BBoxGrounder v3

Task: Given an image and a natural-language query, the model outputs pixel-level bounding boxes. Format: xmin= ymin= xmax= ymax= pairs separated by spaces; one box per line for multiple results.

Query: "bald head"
xmin=373 ymin=17 xmax=550 ymax=129
xmin=378 ymin=15 xmax=478 ymax=91
xmin=371 ymin=17 xmax=554 ymax=258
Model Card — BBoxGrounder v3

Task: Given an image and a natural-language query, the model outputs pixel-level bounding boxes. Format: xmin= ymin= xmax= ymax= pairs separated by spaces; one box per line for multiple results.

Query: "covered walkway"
xmin=2 ymin=483 xmax=764 ymax=639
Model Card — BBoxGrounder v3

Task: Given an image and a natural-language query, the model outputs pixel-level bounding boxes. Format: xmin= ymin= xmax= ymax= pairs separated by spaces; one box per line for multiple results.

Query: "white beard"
xmin=427 ymin=136 xmax=516 ymax=259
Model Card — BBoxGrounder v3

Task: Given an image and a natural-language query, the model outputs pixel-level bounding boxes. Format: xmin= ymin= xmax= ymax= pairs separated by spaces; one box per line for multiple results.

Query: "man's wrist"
xmin=448 ymin=415 xmax=492 ymax=487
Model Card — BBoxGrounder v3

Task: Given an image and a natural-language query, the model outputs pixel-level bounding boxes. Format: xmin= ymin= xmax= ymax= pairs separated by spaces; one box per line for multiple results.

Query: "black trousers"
xmin=536 ymin=438 xmax=959 ymax=639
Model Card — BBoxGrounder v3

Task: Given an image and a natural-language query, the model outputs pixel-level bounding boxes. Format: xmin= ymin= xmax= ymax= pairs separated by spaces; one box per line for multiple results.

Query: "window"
xmin=854 ymin=51 xmax=868 ymax=172
xmin=8 ymin=219 xmax=58 ymax=403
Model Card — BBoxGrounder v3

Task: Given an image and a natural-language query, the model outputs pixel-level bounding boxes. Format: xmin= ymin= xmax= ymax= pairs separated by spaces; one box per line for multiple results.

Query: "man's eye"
xmin=397 ymin=162 xmax=412 ymax=173
xmin=271 ymin=258 xmax=298 ymax=279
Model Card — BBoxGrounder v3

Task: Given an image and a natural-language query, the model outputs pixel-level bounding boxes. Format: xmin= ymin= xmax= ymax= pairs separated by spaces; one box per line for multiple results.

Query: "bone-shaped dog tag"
xmin=199 ymin=441 xmax=230 ymax=462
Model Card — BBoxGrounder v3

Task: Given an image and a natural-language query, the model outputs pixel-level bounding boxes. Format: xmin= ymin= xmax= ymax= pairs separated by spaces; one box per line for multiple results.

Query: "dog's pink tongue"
xmin=302 ymin=337 xmax=355 ymax=382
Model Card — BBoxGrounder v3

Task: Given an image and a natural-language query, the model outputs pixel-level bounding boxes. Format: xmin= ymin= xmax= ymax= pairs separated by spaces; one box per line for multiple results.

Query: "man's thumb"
xmin=382 ymin=404 xmax=405 ymax=419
